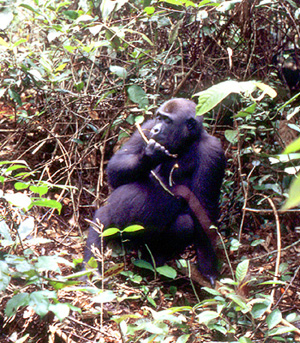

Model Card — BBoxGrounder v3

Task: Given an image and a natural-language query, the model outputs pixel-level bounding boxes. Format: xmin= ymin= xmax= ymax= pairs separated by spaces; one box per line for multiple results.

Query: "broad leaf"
xmin=156 ymin=265 xmax=177 ymax=279
xmin=281 ymin=176 xmax=300 ymax=210
xmin=236 ymin=259 xmax=249 ymax=284
xmin=266 ymin=309 xmax=282 ymax=330
xmin=127 ymin=85 xmax=149 ymax=109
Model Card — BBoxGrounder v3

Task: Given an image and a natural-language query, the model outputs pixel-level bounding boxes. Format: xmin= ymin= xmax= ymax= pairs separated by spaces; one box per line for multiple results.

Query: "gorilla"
xmin=84 ymin=98 xmax=226 ymax=285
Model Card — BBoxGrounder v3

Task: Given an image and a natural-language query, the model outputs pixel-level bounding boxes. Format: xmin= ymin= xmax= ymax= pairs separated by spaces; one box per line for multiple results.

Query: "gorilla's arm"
xmin=107 ymin=120 xmax=170 ymax=189
xmin=193 ymin=131 xmax=226 ymax=222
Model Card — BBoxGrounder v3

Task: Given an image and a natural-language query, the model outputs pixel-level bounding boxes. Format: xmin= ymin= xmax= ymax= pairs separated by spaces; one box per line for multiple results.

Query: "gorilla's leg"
xmin=146 ymin=212 xmax=218 ymax=285
xmin=84 ymin=182 xmax=183 ymax=265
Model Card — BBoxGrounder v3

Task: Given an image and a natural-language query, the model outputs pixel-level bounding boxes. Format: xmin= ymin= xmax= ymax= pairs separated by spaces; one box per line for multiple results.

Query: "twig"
xmin=259 ymin=194 xmax=281 ymax=307
xmin=274 ymin=265 xmax=300 ymax=309
xmin=238 ymin=164 xmax=256 ymax=242
xmin=251 ymin=238 xmax=300 ymax=261
xmin=135 ymin=123 xmax=150 ymax=144
xmin=135 ymin=123 xmax=176 ymax=196
xmin=245 ymin=207 xmax=300 ymax=213
xmin=49 ymin=325 xmax=77 ymax=343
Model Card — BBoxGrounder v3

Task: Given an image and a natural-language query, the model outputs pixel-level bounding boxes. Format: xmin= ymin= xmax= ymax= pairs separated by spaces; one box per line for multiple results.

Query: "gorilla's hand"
xmin=145 ymin=139 xmax=171 ymax=163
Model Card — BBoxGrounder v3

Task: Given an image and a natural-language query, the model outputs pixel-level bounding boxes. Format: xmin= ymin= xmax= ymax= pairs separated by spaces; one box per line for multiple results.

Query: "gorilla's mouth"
xmin=148 ymin=138 xmax=178 ymax=158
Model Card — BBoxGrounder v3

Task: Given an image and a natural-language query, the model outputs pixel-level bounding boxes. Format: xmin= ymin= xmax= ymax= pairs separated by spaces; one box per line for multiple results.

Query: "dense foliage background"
xmin=0 ymin=0 xmax=300 ymax=342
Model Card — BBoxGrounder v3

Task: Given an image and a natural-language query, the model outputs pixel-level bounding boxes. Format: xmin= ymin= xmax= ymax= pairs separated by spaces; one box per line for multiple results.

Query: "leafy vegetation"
xmin=0 ymin=0 xmax=299 ymax=342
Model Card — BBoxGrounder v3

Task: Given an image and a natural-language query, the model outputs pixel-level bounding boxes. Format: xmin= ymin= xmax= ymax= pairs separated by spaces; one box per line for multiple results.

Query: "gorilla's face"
xmin=150 ymin=99 xmax=202 ymax=153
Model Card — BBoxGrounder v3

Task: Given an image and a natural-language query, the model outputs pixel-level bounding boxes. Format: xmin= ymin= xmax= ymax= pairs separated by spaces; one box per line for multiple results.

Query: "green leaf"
xmin=251 ymin=302 xmax=269 ymax=319
xmin=110 ymin=65 xmax=127 ymax=79
xmin=225 ymin=129 xmax=238 ymax=144
xmin=195 ymin=80 xmax=257 ymax=116
xmin=74 ymin=81 xmax=84 ymax=92
xmin=268 ymin=326 xmax=295 ymax=336
xmin=105 ymin=28 xmax=121 ymax=50
xmin=286 ymin=312 xmax=300 ymax=323
xmin=238 ymin=337 xmax=253 ymax=343
xmin=55 ymin=63 xmax=67 ymax=73
xmin=169 ymin=19 xmax=183 ymax=44
xmin=112 ymin=313 xmax=141 ymax=324
xmin=49 ymin=303 xmax=70 ymax=321
xmin=208 ymin=323 xmax=227 ymax=335
xmin=140 ymin=321 xmax=168 ymax=335
xmin=123 ymin=225 xmax=144 ymax=233
xmin=251 ymin=239 xmax=265 ymax=247
xmin=0 ymin=160 xmax=28 ymax=166
xmin=18 ymin=217 xmax=34 ymax=240
xmin=5 ymin=192 xmax=32 ymax=209
xmin=29 ymin=292 xmax=51 ymax=317
xmin=283 ymin=136 xmax=300 ymax=154
xmin=133 ymin=259 xmax=155 ymax=272
xmin=35 ymin=256 xmax=62 ymax=273
xmin=0 ymin=220 xmax=11 ymax=241
xmin=259 ymin=280 xmax=285 ymax=285
xmin=147 ymin=296 xmax=156 ymax=307
xmin=72 ymin=138 xmax=83 ymax=145
xmin=102 ymin=227 xmax=120 ymax=237
xmin=19 ymin=4 xmax=41 ymax=15
xmin=144 ymin=6 xmax=155 ymax=15
xmin=29 ymin=185 xmax=49 ymax=196
xmin=266 ymin=309 xmax=282 ymax=330
xmin=13 ymin=39 xmax=27 ymax=48
xmin=5 ymin=164 xmax=27 ymax=173
xmin=156 ymin=265 xmax=177 ymax=279
xmin=0 ymin=8 xmax=13 ymax=30
xmin=8 ymin=89 xmax=22 ymax=106
xmin=230 ymin=238 xmax=241 ymax=251
xmin=125 ymin=29 xmax=154 ymax=46
xmin=281 ymin=176 xmax=300 ymax=210
xmin=234 ymin=103 xmax=256 ymax=117
xmin=162 ymin=0 xmax=183 ymax=5
xmin=0 ymin=261 xmax=11 ymax=291
xmin=197 ymin=310 xmax=219 ymax=325
xmin=38 ymin=256 xmax=61 ymax=272
xmin=14 ymin=182 xmax=30 ymax=190
xmin=101 ymin=0 xmax=129 ymax=21
xmin=270 ymin=153 xmax=300 ymax=164
xmin=177 ymin=334 xmax=191 ymax=343
xmin=15 ymin=260 xmax=34 ymax=274
xmin=93 ymin=290 xmax=116 ymax=303
xmin=227 ymin=293 xmax=248 ymax=310
xmin=127 ymin=85 xmax=149 ymax=109
xmin=202 ymin=287 xmax=221 ymax=296
xmin=29 ymin=199 xmax=62 ymax=214
xmin=64 ymin=45 xmax=77 ymax=53
xmin=89 ymin=24 xmax=103 ymax=36
xmin=5 ymin=293 xmax=30 ymax=317
xmin=0 ymin=37 xmax=9 ymax=48
xmin=101 ymin=0 xmax=117 ymax=20
xmin=62 ymin=10 xmax=79 ymax=20
xmin=236 ymin=260 xmax=249 ymax=284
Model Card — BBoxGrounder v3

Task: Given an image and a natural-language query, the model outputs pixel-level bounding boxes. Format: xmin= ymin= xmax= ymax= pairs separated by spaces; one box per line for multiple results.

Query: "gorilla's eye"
xmin=158 ymin=114 xmax=172 ymax=124
xmin=156 ymin=112 xmax=173 ymax=125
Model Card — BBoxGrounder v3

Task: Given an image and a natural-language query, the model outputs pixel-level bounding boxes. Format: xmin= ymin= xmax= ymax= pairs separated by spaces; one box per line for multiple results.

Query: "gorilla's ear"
xmin=186 ymin=117 xmax=202 ymax=137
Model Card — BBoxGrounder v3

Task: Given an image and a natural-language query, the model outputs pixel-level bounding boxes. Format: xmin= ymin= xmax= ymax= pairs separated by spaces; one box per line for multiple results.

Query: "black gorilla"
xmin=84 ymin=98 xmax=226 ymax=284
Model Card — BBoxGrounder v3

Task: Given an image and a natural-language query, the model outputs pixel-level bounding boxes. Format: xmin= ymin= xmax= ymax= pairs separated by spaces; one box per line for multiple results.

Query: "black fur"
xmin=84 ymin=98 xmax=226 ymax=284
